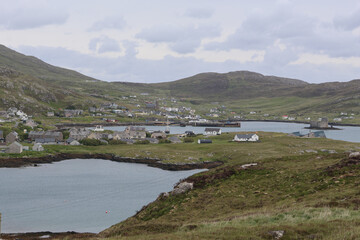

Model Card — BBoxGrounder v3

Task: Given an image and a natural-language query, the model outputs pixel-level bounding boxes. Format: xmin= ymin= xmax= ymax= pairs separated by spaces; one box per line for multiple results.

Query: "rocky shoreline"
xmin=0 ymin=152 xmax=223 ymax=170
xmin=0 ymin=231 xmax=96 ymax=240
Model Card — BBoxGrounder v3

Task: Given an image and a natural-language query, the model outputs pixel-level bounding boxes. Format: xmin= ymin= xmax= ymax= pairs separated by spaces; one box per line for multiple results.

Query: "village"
xmin=0 ymin=102 xmax=336 ymax=155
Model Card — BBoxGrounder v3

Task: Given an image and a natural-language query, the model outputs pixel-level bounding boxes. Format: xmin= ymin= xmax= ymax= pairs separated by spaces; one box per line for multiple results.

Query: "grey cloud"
xmin=334 ymin=9 xmax=360 ymax=31
xmin=88 ymin=16 xmax=126 ymax=31
xmin=136 ymin=24 xmax=221 ymax=53
xmin=0 ymin=4 xmax=68 ymax=29
xmin=89 ymin=37 xmax=121 ymax=53
xmin=184 ymin=8 xmax=214 ymax=19
xmin=288 ymin=29 xmax=360 ymax=58
xmin=206 ymin=8 xmax=315 ymax=51
xmin=17 ymin=44 xmax=360 ymax=84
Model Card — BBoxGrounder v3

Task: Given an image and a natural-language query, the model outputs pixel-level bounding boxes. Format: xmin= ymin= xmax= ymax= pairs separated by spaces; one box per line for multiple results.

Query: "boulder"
xmin=268 ymin=230 xmax=285 ymax=239
xmin=171 ymin=182 xmax=193 ymax=195
xmin=349 ymin=152 xmax=360 ymax=159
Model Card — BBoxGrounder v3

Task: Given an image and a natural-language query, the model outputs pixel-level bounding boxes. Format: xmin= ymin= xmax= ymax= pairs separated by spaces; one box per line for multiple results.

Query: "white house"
xmin=233 ymin=134 xmax=259 ymax=142
xmin=204 ymin=128 xmax=221 ymax=136
xmin=32 ymin=143 xmax=44 ymax=151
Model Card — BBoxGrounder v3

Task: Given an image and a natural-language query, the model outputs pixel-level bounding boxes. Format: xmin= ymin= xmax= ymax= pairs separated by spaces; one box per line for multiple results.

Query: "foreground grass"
xmin=97 ymin=136 xmax=360 ymax=239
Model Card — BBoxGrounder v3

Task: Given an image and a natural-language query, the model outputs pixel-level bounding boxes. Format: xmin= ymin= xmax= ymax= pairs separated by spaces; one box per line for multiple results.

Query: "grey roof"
xmin=168 ymin=136 xmax=181 ymax=143
xmin=10 ymin=131 xmax=18 ymax=136
xmin=205 ymin=128 xmax=221 ymax=132
xmin=145 ymin=138 xmax=159 ymax=144
xmin=290 ymin=131 xmax=303 ymax=137
xmin=119 ymin=139 xmax=135 ymax=144
xmin=235 ymin=134 xmax=256 ymax=139
xmin=10 ymin=141 xmax=22 ymax=147
xmin=127 ymin=126 xmax=146 ymax=131
xmin=66 ymin=138 xmax=75 ymax=144
xmin=35 ymin=138 xmax=56 ymax=143
xmin=313 ymin=131 xmax=326 ymax=138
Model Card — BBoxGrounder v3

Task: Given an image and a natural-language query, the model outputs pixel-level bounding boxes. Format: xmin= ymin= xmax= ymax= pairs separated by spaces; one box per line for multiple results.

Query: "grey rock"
xmin=268 ymin=230 xmax=285 ymax=239
xmin=171 ymin=182 xmax=193 ymax=195
xmin=349 ymin=152 xmax=360 ymax=158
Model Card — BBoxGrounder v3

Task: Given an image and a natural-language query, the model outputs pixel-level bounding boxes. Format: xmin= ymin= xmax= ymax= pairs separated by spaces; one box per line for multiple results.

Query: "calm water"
xmin=105 ymin=121 xmax=360 ymax=143
xmin=0 ymin=159 xmax=204 ymax=233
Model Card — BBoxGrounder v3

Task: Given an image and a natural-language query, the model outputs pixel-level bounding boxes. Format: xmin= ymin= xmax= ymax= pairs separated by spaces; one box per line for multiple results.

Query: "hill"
xmin=153 ymin=71 xmax=308 ymax=100
xmin=1 ymin=44 xmax=360 ymax=122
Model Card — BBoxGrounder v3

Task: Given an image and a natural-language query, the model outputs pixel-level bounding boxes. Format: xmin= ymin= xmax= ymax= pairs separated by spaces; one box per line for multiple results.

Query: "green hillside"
xmin=98 ymin=133 xmax=360 ymax=239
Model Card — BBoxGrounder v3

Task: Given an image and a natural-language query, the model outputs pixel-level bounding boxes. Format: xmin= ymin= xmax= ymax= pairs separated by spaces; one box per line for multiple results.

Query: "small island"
xmin=305 ymin=117 xmax=341 ymax=130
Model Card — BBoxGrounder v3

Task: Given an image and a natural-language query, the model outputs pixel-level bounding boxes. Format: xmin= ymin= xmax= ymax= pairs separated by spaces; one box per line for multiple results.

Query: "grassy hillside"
xmin=94 ymin=133 xmax=360 ymax=239
xmin=0 ymin=44 xmax=97 ymax=85
xmin=1 ymin=44 xmax=360 ymax=123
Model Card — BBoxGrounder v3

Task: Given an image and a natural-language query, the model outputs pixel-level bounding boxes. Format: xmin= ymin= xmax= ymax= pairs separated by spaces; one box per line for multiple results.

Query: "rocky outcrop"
xmin=349 ymin=152 xmax=360 ymax=159
xmin=171 ymin=182 xmax=193 ymax=195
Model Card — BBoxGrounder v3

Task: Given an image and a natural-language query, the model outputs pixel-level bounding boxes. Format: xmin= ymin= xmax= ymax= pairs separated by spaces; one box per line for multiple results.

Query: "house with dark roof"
xmin=35 ymin=138 xmax=57 ymax=144
xmin=151 ymin=131 xmax=166 ymax=139
xmin=124 ymin=126 xmax=146 ymax=139
xmin=233 ymin=134 xmax=259 ymax=142
xmin=145 ymin=138 xmax=159 ymax=144
xmin=289 ymin=131 xmax=326 ymax=138
xmin=69 ymin=128 xmax=91 ymax=140
xmin=204 ymin=128 xmax=221 ymax=136
xmin=29 ymin=131 xmax=63 ymax=142
xmin=185 ymin=131 xmax=195 ymax=136
xmin=168 ymin=136 xmax=182 ymax=143
xmin=198 ymin=139 xmax=212 ymax=144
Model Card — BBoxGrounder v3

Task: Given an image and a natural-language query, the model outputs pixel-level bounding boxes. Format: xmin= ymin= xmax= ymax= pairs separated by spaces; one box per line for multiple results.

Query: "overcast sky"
xmin=1 ymin=0 xmax=360 ymax=83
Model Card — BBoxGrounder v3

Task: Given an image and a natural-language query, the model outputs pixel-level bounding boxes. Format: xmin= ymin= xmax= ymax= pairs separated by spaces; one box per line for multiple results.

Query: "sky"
xmin=1 ymin=0 xmax=360 ymax=83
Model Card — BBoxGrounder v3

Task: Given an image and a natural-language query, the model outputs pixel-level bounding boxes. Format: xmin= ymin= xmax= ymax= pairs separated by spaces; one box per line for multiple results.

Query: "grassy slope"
xmin=96 ymin=134 xmax=360 ymax=239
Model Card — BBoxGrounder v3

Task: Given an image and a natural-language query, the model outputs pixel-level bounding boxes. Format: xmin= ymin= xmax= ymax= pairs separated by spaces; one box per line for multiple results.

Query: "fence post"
xmin=0 ymin=212 xmax=2 ymax=239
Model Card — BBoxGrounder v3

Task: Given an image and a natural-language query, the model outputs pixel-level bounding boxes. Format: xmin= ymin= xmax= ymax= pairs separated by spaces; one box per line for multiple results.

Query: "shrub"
xmin=159 ymin=139 xmax=172 ymax=144
xmin=183 ymin=137 xmax=194 ymax=143
xmin=62 ymin=131 xmax=70 ymax=140
xmin=135 ymin=140 xmax=150 ymax=144
xmin=80 ymin=138 xmax=105 ymax=146
xmin=109 ymin=140 xmax=127 ymax=145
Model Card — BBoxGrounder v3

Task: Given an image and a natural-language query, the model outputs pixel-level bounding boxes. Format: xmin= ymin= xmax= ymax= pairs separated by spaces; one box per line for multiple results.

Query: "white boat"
xmin=94 ymin=125 xmax=104 ymax=132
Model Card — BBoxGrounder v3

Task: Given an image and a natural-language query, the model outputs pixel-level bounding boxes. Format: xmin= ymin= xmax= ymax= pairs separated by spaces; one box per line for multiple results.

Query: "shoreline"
xmin=0 ymin=152 xmax=223 ymax=170
xmin=0 ymin=231 xmax=97 ymax=240
xmin=55 ymin=120 xmax=360 ymax=128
